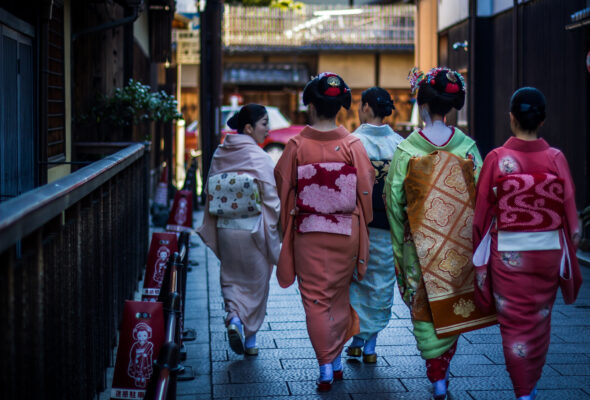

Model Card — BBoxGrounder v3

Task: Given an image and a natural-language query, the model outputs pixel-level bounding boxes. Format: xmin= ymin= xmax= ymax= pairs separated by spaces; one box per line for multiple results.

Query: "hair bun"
xmin=415 ymin=67 xmax=466 ymax=115
xmin=510 ymin=87 xmax=546 ymax=131
xmin=303 ymin=72 xmax=351 ymax=110
xmin=361 ymin=87 xmax=395 ymax=118
xmin=226 ymin=113 xmax=239 ymax=130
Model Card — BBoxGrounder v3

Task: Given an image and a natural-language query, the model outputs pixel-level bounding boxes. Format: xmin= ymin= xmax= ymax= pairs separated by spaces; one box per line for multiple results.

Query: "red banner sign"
xmin=111 ymin=301 xmax=165 ymax=399
xmin=166 ymin=190 xmax=193 ymax=233
xmin=141 ymin=232 xmax=179 ymax=302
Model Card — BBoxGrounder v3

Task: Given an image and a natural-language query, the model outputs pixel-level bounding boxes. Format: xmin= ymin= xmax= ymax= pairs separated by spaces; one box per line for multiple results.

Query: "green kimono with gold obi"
xmin=384 ymin=128 xmax=482 ymax=358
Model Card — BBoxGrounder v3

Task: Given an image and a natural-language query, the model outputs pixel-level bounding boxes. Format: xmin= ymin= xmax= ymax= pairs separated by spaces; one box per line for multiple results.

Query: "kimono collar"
xmin=220 ymin=132 xmax=258 ymax=148
xmin=299 ymin=125 xmax=350 ymax=141
xmin=503 ymin=136 xmax=550 ymax=152
xmin=357 ymin=123 xmax=395 ymax=137
xmin=210 ymin=133 xmax=275 ymax=185
xmin=405 ymin=126 xmax=463 ymax=152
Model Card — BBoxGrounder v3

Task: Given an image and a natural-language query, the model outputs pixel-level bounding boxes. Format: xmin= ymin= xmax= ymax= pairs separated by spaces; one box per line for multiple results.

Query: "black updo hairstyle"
xmin=226 ymin=103 xmax=267 ymax=133
xmin=302 ymin=72 xmax=351 ymax=119
xmin=510 ymin=87 xmax=546 ymax=131
xmin=417 ymin=68 xmax=465 ymax=116
xmin=361 ymin=87 xmax=395 ymax=118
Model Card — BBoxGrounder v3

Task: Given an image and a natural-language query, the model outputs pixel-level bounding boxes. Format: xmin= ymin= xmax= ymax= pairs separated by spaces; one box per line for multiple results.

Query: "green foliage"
xmin=79 ymin=79 xmax=183 ymax=129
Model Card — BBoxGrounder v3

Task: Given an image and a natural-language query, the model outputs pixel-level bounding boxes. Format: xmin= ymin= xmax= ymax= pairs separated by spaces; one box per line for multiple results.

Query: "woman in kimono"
xmin=197 ymin=104 xmax=281 ymax=356
xmin=472 ymin=87 xmax=582 ymax=400
xmin=385 ymin=68 xmax=485 ymax=400
xmin=274 ymin=72 xmax=373 ymax=391
xmin=348 ymin=87 xmax=403 ymax=363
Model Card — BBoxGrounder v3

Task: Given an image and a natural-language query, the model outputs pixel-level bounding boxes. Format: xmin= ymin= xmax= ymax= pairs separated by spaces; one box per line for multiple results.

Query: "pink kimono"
xmin=274 ymin=126 xmax=373 ymax=365
xmin=198 ymin=134 xmax=281 ymax=337
xmin=472 ymin=137 xmax=582 ymax=397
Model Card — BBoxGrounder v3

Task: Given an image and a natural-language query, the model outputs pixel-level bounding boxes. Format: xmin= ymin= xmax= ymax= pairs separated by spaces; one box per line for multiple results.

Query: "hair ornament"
xmin=445 ymin=83 xmax=460 ymax=94
xmin=446 ymin=71 xmax=457 ymax=83
xmin=316 ymin=72 xmax=345 ymax=97
xmin=408 ymin=67 xmax=425 ymax=94
xmin=418 ymin=67 xmax=467 ymax=94
xmin=324 ymin=87 xmax=342 ymax=97
xmin=326 ymin=76 xmax=340 ymax=87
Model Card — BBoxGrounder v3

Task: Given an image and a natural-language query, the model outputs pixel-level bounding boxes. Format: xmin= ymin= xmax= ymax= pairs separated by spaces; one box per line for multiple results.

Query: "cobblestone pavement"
xmin=178 ymin=212 xmax=590 ymax=400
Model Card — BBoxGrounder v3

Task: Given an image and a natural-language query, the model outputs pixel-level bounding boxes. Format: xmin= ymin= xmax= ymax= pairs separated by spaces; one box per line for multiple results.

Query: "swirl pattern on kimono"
xmin=496 ymin=173 xmax=564 ymax=231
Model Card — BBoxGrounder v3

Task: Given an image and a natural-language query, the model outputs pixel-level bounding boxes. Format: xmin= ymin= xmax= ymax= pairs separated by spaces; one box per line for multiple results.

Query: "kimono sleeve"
xmin=385 ymin=147 xmax=409 ymax=268
xmin=273 ymin=139 xmax=299 ymax=287
xmin=471 ymin=151 xmax=498 ymax=312
xmin=256 ymin=178 xmax=281 ymax=266
xmin=350 ymin=138 xmax=374 ymax=279
xmin=196 ymin=160 xmax=220 ymax=257
xmin=467 ymin=142 xmax=483 ymax=183
xmin=384 ymin=147 xmax=412 ymax=306
xmin=552 ymin=150 xmax=580 ymax=238
xmin=472 ymin=151 xmax=497 ymax=248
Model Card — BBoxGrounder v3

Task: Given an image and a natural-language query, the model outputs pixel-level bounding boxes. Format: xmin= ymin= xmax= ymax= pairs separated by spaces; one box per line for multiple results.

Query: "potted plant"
xmin=78 ymin=79 xmax=183 ymax=142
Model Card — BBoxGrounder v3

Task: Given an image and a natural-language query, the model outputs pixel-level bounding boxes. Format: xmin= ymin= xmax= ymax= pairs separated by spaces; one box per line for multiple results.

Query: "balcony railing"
xmin=223 ymin=4 xmax=415 ymax=51
xmin=0 ymin=143 xmax=150 ymax=399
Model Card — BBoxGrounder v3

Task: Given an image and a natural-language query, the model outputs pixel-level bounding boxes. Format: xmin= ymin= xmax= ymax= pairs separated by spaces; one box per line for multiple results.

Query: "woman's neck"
xmin=363 ymin=117 xmax=384 ymax=126
xmin=311 ymin=119 xmax=338 ymax=131
xmin=513 ymin=129 xmax=538 ymax=141
xmin=424 ymin=114 xmax=445 ymax=127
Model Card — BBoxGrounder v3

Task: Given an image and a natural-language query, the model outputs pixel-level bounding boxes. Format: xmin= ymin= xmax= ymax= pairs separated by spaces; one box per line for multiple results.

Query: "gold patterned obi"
xmin=404 ymin=151 xmax=496 ymax=337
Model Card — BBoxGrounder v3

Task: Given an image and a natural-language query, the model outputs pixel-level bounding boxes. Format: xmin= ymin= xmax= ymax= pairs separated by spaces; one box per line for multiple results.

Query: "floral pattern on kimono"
xmin=296 ymin=162 xmax=357 ymax=235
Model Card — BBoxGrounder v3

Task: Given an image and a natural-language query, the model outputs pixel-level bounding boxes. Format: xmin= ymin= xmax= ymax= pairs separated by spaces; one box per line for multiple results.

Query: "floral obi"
xmin=496 ymin=173 xmax=565 ymax=232
xmin=208 ymin=172 xmax=261 ymax=230
xmin=295 ymin=162 xmax=357 ymax=236
xmin=370 ymin=159 xmax=391 ymax=230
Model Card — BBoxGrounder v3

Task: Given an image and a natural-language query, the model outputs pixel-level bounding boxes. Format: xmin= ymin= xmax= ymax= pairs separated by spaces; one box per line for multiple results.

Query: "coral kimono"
xmin=472 ymin=136 xmax=581 ymax=397
xmin=385 ymin=128 xmax=483 ymax=381
xmin=274 ymin=126 xmax=374 ymax=365
xmin=197 ymin=133 xmax=281 ymax=337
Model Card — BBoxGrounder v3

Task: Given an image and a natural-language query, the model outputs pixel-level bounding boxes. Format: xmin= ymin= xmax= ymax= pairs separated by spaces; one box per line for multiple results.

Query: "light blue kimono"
xmin=349 ymin=123 xmax=403 ymax=340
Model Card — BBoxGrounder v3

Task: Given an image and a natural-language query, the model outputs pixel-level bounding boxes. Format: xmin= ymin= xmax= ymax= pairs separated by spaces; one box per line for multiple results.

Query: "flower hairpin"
xmin=407 ymin=67 xmax=425 ymax=94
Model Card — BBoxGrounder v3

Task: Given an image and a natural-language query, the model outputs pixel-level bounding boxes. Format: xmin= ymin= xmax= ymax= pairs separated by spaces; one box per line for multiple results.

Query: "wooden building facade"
xmin=437 ymin=0 xmax=590 ymax=207
xmin=0 ymin=0 xmax=175 ymax=203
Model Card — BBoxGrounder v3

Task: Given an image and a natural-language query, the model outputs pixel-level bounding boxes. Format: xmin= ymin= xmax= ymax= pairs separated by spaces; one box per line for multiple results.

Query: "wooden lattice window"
xmin=46 ymin=4 xmax=65 ymax=161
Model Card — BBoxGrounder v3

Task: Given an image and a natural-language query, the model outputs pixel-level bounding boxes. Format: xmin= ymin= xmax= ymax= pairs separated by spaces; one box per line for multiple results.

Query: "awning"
xmin=566 ymin=7 xmax=590 ymax=30
xmin=223 ymin=63 xmax=310 ymax=86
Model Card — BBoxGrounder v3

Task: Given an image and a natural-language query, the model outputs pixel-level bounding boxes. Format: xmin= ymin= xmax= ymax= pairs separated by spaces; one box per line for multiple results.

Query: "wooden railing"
xmin=0 ymin=143 xmax=150 ymax=399
xmin=223 ymin=4 xmax=415 ymax=50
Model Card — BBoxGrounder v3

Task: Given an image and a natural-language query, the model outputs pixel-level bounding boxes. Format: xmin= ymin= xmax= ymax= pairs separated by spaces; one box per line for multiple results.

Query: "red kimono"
xmin=472 ymin=137 xmax=581 ymax=397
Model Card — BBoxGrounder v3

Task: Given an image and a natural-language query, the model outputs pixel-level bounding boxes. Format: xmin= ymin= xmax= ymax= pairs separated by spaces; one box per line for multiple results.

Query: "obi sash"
xmin=369 ymin=159 xmax=391 ymax=230
xmin=496 ymin=173 xmax=565 ymax=231
xmin=495 ymin=173 xmax=565 ymax=251
xmin=208 ymin=172 xmax=262 ymax=230
xmin=404 ymin=151 xmax=497 ymax=337
xmin=295 ymin=162 xmax=357 ymax=236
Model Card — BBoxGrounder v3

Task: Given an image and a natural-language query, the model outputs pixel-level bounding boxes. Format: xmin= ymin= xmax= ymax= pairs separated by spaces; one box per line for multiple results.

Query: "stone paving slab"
xmin=172 ymin=211 xmax=590 ymax=400
xmin=97 ymin=209 xmax=590 ymax=399
xmin=469 ymin=389 xmax=590 ymax=400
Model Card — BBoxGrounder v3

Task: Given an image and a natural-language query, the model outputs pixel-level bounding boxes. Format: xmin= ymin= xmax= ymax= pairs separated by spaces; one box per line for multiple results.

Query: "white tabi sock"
xmin=332 ymin=354 xmax=342 ymax=372
xmin=319 ymin=363 xmax=333 ymax=382
xmin=350 ymin=336 xmax=365 ymax=348
xmin=363 ymin=333 xmax=377 ymax=355
xmin=244 ymin=334 xmax=256 ymax=349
